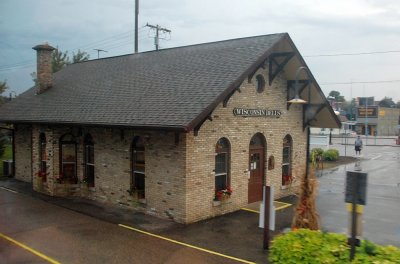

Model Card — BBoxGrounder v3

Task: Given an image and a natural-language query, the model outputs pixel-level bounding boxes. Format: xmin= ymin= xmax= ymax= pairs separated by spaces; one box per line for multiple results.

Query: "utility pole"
xmin=94 ymin=49 xmax=108 ymax=59
xmin=135 ymin=0 xmax=139 ymax=53
xmin=145 ymin=23 xmax=171 ymax=50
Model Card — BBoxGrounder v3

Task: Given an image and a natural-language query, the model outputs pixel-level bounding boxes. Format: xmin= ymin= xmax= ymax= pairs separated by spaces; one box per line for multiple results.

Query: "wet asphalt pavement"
xmin=0 ymin=142 xmax=398 ymax=263
xmin=316 ymin=144 xmax=400 ymax=247
xmin=0 ymin=179 xmax=296 ymax=264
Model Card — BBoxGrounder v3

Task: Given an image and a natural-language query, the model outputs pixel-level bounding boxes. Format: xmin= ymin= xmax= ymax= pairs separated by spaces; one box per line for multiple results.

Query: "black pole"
xmin=134 ymin=0 xmax=139 ymax=53
xmin=263 ymin=186 xmax=271 ymax=250
xmin=305 ymin=127 xmax=310 ymax=183
xmin=350 ymin=175 xmax=358 ymax=261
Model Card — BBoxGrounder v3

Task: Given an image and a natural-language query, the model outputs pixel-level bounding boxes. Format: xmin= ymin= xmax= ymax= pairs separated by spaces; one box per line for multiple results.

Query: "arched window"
xmin=255 ymin=74 xmax=265 ymax=93
xmin=39 ymin=133 xmax=47 ymax=182
xmin=131 ymin=136 xmax=145 ymax=198
xmin=282 ymin=135 xmax=293 ymax=186
xmin=60 ymin=133 xmax=77 ymax=184
xmin=84 ymin=134 xmax=95 ymax=187
xmin=215 ymin=138 xmax=230 ymax=191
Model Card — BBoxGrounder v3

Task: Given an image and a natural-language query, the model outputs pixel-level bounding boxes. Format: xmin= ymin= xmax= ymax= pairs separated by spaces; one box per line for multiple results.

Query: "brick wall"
xmin=26 ymin=125 xmax=187 ymax=223
xmin=185 ymin=69 xmax=307 ymax=223
xmin=14 ymin=125 xmax=32 ymax=182
xmin=12 ymin=72 xmax=307 ymax=224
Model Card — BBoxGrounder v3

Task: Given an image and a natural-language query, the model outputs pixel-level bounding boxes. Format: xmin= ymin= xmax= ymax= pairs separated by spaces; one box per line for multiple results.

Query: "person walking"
xmin=355 ymin=136 xmax=363 ymax=156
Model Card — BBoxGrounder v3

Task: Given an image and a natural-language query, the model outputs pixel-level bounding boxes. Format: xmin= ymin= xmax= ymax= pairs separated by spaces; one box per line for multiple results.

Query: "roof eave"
xmin=0 ymin=120 xmax=188 ymax=132
xmin=185 ymin=33 xmax=289 ymax=132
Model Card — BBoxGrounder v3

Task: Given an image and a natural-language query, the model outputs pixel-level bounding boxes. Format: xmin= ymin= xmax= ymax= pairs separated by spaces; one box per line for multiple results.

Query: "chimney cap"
xmin=33 ymin=43 xmax=55 ymax=51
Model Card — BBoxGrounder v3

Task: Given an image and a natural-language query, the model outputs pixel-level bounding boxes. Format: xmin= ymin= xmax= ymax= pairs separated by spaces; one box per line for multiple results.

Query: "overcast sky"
xmin=1 ymin=0 xmax=399 ymax=102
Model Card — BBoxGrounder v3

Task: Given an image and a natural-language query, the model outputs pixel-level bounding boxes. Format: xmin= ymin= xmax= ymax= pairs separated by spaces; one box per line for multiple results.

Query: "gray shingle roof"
xmin=0 ymin=33 xmax=287 ymax=131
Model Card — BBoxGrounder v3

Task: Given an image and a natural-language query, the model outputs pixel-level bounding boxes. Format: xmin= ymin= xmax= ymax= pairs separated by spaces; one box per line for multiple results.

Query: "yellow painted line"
xmin=119 ymin=224 xmax=255 ymax=264
xmin=0 ymin=186 xmax=18 ymax=193
xmin=275 ymin=204 xmax=292 ymax=211
xmin=241 ymin=201 xmax=293 ymax=214
xmin=240 ymin=207 xmax=260 ymax=214
xmin=0 ymin=232 xmax=61 ymax=264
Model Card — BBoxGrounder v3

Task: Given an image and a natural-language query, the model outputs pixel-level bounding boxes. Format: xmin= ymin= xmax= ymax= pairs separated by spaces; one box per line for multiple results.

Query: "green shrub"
xmin=323 ymin=149 xmax=339 ymax=161
xmin=269 ymin=229 xmax=400 ymax=264
xmin=311 ymin=148 xmax=324 ymax=166
xmin=311 ymin=148 xmax=324 ymax=157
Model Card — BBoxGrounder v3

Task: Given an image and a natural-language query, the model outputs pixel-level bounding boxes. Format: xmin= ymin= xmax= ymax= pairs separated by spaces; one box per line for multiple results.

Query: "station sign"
xmin=233 ymin=108 xmax=282 ymax=118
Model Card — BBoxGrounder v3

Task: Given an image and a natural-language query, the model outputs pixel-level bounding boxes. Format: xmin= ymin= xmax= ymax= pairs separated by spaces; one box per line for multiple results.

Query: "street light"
xmin=289 ymin=66 xmax=320 ymax=230
xmin=287 ymin=66 xmax=310 ymax=180
xmin=288 ymin=66 xmax=308 ymax=105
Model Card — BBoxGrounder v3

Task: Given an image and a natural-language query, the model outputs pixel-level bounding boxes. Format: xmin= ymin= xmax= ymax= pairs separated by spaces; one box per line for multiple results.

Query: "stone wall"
xmin=185 ymin=69 xmax=307 ymax=223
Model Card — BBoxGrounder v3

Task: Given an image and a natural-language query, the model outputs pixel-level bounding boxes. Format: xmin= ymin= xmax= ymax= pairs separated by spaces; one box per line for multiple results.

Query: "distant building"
xmin=355 ymin=97 xmax=400 ymax=136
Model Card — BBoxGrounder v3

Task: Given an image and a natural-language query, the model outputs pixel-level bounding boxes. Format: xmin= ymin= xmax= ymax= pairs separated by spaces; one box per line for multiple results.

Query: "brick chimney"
xmin=32 ymin=43 xmax=55 ymax=94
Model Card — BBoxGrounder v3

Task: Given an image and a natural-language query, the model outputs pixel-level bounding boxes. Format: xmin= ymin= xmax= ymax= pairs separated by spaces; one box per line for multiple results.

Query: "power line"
xmin=320 ymin=80 xmax=400 ymax=85
xmin=0 ymin=28 xmax=148 ymax=71
xmin=305 ymin=50 xmax=400 ymax=57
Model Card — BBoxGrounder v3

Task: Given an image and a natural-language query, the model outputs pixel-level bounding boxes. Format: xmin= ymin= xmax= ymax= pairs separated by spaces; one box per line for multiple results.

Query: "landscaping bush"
xmin=269 ymin=229 xmax=400 ymax=264
xmin=323 ymin=149 xmax=339 ymax=161
xmin=311 ymin=148 xmax=324 ymax=165
xmin=311 ymin=148 xmax=324 ymax=157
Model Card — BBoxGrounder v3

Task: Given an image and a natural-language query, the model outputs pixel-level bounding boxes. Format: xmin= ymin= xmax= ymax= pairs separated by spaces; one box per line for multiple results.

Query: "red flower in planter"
xmin=37 ymin=170 xmax=47 ymax=181
xmin=283 ymin=175 xmax=293 ymax=185
xmin=215 ymin=186 xmax=233 ymax=201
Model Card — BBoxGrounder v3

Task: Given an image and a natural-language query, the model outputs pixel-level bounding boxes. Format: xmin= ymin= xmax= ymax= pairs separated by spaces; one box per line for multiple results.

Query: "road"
xmin=0 ymin=188 xmax=241 ymax=264
xmin=317 ymin=144 xmax=400 ymax=247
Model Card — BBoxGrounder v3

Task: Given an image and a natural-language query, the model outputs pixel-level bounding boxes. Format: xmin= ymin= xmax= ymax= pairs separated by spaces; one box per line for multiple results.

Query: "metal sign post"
xmin=261 ymin=185 xmax=275 ymax=250
xmin=345 ymin=170 xmax=368 ymax=261
xmin=263 ymin=186 xmax=270 ymax=250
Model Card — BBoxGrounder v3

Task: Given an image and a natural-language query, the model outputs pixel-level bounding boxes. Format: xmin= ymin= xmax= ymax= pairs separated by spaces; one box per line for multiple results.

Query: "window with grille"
xmin=84 ymin=134 xmax=95 ymax=187
xmin=215 ymin=138 xmax=230 ymax=191
xmin=282 ymin=135 xmax=292 ymax=185
xmin=131 ymin=136 xmax=145 ymax=198
xmin=39 ymin=133 xmax=47 ymax=182
xmin=60 ymin=133 xmax=77 ymax=184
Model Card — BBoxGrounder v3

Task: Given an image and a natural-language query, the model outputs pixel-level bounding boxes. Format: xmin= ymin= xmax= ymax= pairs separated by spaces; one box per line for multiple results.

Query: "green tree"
xmin=0 ymin=131 xmax=9 ymax=157
xmin=343 ymin=98 xmax=357 ymax=120
xmin=52 ymin=48 xmax=70 ymax=73
xmin=72 ymin=49 xmax=90 ymax=63
xmin=378 ymin=97 xmax=396 ymax=108
xmin=0 ymin=80 xmax=7 ymax=95
xmin=0 ymin=80 xmax=8 ymax=104
xmin=33 ymin=47 xmax=90 ymax=76
xmin=328 ymin=90 xmax=345 ymax=102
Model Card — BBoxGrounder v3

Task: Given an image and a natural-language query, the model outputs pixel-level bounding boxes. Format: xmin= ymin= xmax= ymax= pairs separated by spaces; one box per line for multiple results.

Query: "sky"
xmin=1 ymin=0 xmax=399 ymax=102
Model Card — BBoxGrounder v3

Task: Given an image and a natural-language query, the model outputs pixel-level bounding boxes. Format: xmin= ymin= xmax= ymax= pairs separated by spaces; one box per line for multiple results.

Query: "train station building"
xmin=0 ymin=33 xmax=340 ymax=223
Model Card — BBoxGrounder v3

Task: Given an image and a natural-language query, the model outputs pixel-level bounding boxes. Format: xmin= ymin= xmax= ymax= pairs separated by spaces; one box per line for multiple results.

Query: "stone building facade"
xmin=1 ymin=33 xmax=340 ymax=224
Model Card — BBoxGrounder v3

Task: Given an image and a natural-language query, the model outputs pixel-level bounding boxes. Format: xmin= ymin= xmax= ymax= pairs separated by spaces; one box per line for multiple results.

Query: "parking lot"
xmin=316 ymin=144 xmax=400 ymax=247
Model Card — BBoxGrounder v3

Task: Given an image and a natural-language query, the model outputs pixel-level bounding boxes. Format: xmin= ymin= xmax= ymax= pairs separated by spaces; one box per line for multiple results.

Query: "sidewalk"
xmin=0 ymin=178 xmax=296 ymax=264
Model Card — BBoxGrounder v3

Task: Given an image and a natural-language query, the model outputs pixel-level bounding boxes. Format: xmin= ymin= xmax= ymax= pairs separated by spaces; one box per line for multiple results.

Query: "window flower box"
xmin=37 ymin=170 xmax=47 ymax=181
xmin=215 ymin=186 xmax=233 ymax=201
xmin=283 ymin=175 xmax=293 ymax=186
